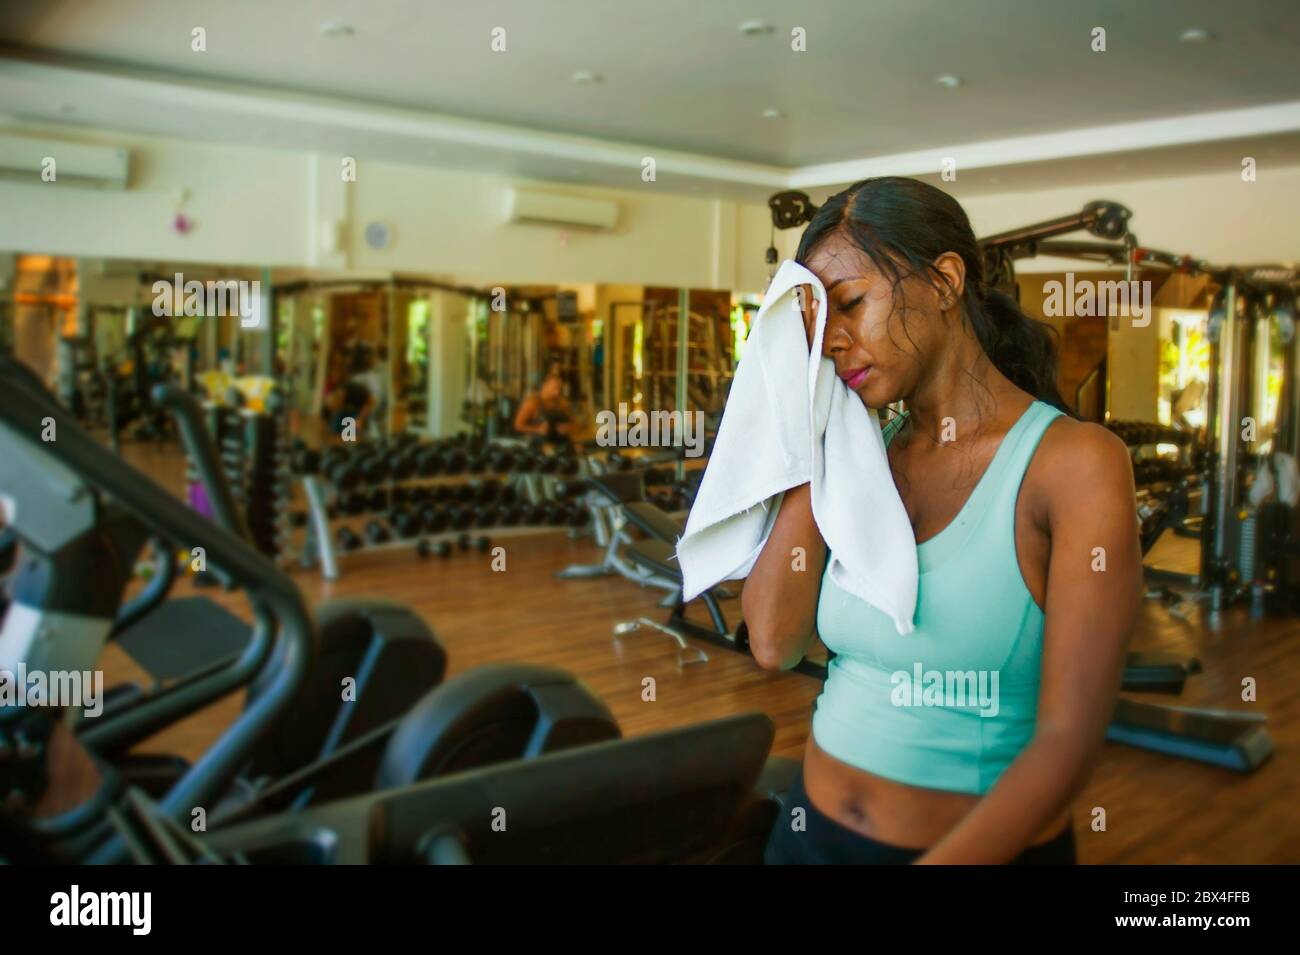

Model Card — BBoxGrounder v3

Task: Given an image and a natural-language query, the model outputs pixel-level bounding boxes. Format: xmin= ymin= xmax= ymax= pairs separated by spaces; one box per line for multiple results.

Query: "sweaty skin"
xmin=741 ymin=233 xmax=1140 ymax=862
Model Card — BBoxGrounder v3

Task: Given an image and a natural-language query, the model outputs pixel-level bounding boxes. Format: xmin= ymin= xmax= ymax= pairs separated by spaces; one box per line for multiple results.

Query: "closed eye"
xmin=836 ymin=295 xmax=864 ymax=314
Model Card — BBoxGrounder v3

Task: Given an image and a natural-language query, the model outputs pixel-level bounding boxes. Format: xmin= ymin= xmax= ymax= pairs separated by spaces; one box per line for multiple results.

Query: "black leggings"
xmin=764 ymin=769 xmax=1077 ymax=865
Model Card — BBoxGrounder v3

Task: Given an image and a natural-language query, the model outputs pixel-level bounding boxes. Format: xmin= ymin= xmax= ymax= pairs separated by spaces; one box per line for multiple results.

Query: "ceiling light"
xmin=1179 ymin=27 xmax=1212 ymax=43
xmin=571 ymin=70 xmax=604 ymax=85
xmin=739 ymin=19 xmax=774 ymax=36
xmin=762 ymin=108 xmax=784 ymax=120
xmin=320 ymin=22 xmax=354 ymax=38
xmin=934 ymin=74 xmax=963 ymax=89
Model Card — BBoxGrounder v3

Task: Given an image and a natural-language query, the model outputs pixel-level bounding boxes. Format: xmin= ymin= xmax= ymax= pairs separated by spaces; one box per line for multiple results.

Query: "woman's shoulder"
xmin=1032 ymin=411 xmax=1134 ymax=504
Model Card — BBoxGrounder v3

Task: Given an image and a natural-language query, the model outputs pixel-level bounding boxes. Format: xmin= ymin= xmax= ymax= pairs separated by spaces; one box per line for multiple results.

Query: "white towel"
xmin=676 ymin=259 xmax=918 ymax=636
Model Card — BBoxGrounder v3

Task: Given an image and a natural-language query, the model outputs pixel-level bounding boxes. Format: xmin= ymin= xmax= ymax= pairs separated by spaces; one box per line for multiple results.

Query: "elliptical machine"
xmin=0 ymin=356 xmax=628 ymax=861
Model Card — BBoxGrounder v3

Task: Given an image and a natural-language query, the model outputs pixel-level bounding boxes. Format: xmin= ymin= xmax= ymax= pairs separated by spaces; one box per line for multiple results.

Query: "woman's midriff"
xmin=802 ymin=736 xmax=1071 ymax=851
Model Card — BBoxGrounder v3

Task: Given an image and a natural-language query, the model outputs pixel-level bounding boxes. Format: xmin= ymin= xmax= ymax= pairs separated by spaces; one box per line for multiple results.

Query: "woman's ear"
xmin=932 ymin=252 xmax=966 ymax=308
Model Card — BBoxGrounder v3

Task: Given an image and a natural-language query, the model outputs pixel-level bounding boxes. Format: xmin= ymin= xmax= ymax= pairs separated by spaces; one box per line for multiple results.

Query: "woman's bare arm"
xmin=513 ymin=394 xmax=541 ymax=434
xmin=916 ymin=423 xmax=1140 ymax=863
xmin=741 ymin=482 xmax=827 ymax=670
xmin=740 ymin=285 xmax=826 ymax=670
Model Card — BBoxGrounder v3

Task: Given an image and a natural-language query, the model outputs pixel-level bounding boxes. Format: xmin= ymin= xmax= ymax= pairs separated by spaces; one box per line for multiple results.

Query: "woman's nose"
xmin=821 ymin=319 xmax=850 ymax=356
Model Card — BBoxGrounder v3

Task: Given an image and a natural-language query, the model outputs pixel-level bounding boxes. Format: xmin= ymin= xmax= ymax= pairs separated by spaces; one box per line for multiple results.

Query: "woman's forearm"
xmin=914 ymin=730 xmax=1092 ymax=864
xmin=740 ymin=483 xmax=826 ymax=670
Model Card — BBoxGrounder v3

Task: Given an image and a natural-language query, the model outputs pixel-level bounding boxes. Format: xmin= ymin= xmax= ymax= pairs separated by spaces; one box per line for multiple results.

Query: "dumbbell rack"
xmin=297 ymin=442 xmax=595 ymax=581
xmin=207 ymin=404 xmax=290 ymax=559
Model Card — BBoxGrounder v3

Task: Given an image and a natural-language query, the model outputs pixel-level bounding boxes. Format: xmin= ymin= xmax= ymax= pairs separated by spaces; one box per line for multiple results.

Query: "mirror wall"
xmin=4 ymin=258 xmax=753 ymax=449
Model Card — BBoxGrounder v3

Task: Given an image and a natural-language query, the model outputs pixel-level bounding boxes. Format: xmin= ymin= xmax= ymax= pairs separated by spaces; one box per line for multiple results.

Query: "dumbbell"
xmin=415 ymin=444 xmax=444 ymax=477
xmin=498 ymin=504 xmax=522 ymax=526
xmin=457 ymin=532 xmax=472 ymax=552
xmin=475 ymin=536 xmax=491 ymax=553
xmin=474 ymin=504 xmax=500 ymax=528
xmin=488 ymin=449 xmax=516 ymax=473
xmin=368 ymin=488 xmax=389 ymax=513
xmin=554 ymin=455 xmax=579 ymax=476
xmin=498 ymin=484 xmax=519 ymax=505
xmin=336 ymin=527 xmax=361 ymax=553
xmin=340 ymin=491 xmax=367 ymax=515
xmin=474 ymin=479 xmax=501 ymax=503
xmin=448 ymin=504 xmax=475 ymax=530
xmin=416 ymin=538 xmax=452 ymax=559
xmin=440 ymin=449 xmax=469 ymax=475
xmin=288 ymin=510 xmax=308 ymax=528
xmin=325 ymin=456 xmax=361 ymax=490
xmin=389 ymin=446 xmax=418 ymax=481
xmin=421 ymin=505 xmax=452 ymax=534
xmin=552 ymin=480 xmax=583 ymax=500
xmin=391 ymin=507 xmax=423 ymax=539
xmin=359 ymin=452 xmax=389 ymax=485
xmin=294 ymin=447 xmax=322 ymax=475
xmin=365 ymin=520 xmax=391 ymax=545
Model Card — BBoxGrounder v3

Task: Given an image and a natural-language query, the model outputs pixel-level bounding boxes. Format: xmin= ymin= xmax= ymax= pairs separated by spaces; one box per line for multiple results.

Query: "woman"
xmin=322 ymin=375 xmax=373 ymax=443
xmin=514 ymin=364 xmax=575 ymax=442
xmin=750 ymin=177 xmax=1141 ymax=865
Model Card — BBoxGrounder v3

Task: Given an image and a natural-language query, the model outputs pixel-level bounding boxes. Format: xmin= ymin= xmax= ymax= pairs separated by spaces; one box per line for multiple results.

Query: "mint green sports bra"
xmin=812 ymin=400 xmax=1063 ymax=795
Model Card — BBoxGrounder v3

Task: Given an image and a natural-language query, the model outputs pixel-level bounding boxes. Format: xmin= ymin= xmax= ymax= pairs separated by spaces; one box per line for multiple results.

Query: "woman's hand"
xmin=795 ymin=284 xmax=820 ymax=351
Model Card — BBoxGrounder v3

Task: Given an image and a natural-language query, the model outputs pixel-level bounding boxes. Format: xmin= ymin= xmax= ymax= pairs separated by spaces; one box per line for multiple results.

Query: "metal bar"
xmin=676 ymin=288 xmax=689 ymax=483
xmin=1209 ymin=282 xmax=1242 ymax=609
xmin=302 ymin=475 xmax=338 ymax=581
xmin=386 ymin=280 xmax=397 ymax=440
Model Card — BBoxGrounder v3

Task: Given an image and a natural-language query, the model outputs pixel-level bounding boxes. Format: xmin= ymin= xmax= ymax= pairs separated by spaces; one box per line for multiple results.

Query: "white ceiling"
xmin=1 ymin=0 xmax=1299 ymax=199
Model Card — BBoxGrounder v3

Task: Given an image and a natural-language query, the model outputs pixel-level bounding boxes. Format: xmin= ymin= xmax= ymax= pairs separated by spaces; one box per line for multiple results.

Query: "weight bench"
xmin=558 ymin=470 xmax=735 ymax=602
xmin=619 ymin=534 xmax=830 ymax=680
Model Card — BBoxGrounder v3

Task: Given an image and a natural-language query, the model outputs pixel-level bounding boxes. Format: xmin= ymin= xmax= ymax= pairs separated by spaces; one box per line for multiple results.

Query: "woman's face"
xmin=802 ymin=231 xmax=954 ymax=409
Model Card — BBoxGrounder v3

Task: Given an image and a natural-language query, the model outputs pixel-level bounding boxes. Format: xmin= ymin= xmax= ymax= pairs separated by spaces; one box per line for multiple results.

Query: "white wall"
xmin=0 ymin=125 xmax=780 ymax=291
xmin=3 ymin=123 xmax=1297 ymax=289
xmin=0 ymin=125 xmax=311 ymax=266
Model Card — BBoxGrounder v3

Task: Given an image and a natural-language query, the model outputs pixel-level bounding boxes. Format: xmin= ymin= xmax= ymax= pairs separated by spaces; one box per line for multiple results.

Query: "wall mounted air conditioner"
xmin=503 ymin=187 xmax=618 ymax=231
xmin=0 ymin=134 xmax=129 ymax=190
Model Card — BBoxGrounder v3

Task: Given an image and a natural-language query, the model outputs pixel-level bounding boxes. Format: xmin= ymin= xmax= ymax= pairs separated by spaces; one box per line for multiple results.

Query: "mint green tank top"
xmin=812 ymin=400 xmax=1063 ymax=795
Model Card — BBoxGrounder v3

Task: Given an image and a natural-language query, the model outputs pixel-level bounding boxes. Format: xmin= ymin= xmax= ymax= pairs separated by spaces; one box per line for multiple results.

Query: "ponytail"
xmin=974 ymin=288 xmax=1069 ymax=413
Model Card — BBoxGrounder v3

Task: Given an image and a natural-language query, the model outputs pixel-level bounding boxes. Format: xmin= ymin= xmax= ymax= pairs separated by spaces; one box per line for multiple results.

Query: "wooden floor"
xmin=87 ymin=441 xmax=1300 ymax=863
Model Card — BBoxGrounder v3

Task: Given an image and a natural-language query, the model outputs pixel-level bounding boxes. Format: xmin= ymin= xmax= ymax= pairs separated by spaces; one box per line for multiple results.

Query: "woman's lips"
xmin=840 ymin=367 xmax=870 ymax=390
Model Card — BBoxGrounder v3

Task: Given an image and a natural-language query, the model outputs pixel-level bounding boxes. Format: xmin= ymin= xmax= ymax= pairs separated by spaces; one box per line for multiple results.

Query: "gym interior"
xmin=1 ymin=1 xmax=1298 ymax=877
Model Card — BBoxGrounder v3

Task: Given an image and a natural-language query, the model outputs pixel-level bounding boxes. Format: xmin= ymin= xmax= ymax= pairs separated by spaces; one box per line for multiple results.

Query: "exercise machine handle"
xmin=0 ymin=358 xmax=313 ymax=848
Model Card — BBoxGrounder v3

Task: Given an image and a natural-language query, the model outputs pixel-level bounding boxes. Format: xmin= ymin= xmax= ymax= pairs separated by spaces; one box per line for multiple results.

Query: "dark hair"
xmin=796 ymin=176 xmax=1068 ymax=413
